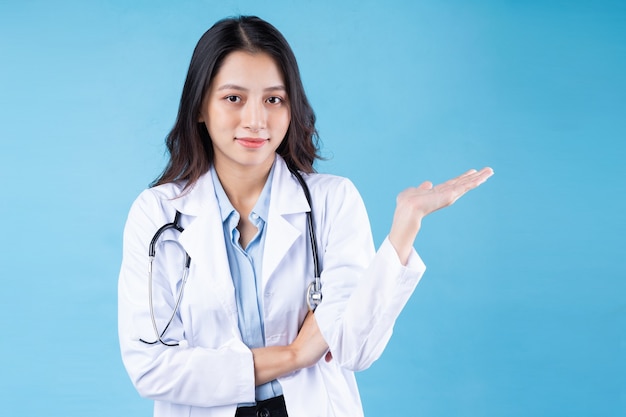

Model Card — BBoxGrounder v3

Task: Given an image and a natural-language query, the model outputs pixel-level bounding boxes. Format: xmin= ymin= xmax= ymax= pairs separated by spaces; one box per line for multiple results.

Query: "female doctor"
xmin=118 ymin=16 xmax=493 ymax=417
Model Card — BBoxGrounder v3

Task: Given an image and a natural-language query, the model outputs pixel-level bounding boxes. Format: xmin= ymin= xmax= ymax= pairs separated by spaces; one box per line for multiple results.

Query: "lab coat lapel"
xmin=170 ymin=172 xmax=237 ymax=315
xmin=263 ymin=158 xmax=311 ymax=285
xmin=166 ymin=160 xmax=310 ymax=307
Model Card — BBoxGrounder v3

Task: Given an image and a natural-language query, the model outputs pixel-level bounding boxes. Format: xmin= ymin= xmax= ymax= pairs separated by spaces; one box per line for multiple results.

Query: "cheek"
xmin=207 ymin=107 xmax=238 ymax=133
xmin=276 ymin=110 xmax=291 ymax=135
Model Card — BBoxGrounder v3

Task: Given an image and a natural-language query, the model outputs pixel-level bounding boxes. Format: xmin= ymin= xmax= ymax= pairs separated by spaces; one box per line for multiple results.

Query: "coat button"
xmin=257 ymin=408 xmax=270 ymax=417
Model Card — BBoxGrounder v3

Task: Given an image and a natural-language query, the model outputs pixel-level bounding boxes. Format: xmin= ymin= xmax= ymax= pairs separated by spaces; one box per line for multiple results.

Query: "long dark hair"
xmin=152 ymin=16 xmax=320 ymax=189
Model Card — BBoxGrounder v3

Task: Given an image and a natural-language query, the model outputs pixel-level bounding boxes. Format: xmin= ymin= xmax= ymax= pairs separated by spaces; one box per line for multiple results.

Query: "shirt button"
xmin=251 ymin=213 xmax=259 ymax=220
xmin=257 ymin=408 xmax=270 ymax=417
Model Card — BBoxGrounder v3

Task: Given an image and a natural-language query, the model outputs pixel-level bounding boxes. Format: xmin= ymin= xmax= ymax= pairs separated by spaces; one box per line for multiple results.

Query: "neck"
xmin=213 ymin=159 xmax=273 ymax=212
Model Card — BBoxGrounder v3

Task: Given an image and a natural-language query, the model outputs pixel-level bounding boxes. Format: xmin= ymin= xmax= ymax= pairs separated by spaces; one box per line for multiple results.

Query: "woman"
xmin=118 ymin=16 xmax=493 ymax=417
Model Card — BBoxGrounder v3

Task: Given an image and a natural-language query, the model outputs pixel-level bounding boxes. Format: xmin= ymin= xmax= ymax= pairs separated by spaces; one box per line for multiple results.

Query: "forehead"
xmin=211 ymin=51 xmax=286 ymax=89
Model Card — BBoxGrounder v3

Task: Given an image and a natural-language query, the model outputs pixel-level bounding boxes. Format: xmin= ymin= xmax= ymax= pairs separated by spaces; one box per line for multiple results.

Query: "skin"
xmin=199 ymin=51 xmax=494 ymax=387
xmin=198 ymin=51 xmax=290 ymax=249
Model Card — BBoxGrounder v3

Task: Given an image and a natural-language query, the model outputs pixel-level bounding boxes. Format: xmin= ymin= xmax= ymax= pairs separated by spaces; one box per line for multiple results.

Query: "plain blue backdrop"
xmin=1 ymin=0 xmax=624 ymax=416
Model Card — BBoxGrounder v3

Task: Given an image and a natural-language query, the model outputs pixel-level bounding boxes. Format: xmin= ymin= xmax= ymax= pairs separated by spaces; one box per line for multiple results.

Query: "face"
xmin=199 ymin=51 xmax=291 ymax=175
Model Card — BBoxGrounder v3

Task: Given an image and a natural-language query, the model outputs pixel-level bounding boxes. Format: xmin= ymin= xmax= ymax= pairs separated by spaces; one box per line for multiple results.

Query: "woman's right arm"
xmin=251 ymin=312 xmax=329 ymax=386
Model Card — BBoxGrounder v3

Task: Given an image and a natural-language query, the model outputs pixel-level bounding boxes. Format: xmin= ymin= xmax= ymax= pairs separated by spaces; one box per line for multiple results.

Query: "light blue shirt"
xmin=210 ymin=164 xmax=283 ymax=402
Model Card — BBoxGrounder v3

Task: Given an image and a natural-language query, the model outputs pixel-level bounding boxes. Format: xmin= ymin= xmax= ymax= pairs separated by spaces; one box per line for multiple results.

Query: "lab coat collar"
xmin=169 ymin=155 xmax=311 ymax=287
xmin=168 ymin=155 xmax=309 ymax=217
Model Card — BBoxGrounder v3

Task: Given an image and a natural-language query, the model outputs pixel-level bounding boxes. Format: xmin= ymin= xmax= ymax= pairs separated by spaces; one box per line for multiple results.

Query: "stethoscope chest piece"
xmin=144 ymin=166 xmax=323 ymax=346
xmin=307 ymin=277 xmax=322 ymax=311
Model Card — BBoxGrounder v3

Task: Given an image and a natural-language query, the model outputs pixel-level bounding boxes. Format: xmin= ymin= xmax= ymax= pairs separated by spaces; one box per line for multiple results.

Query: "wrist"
xmin=289 ymin=340 xmax=308 ymax=370
xmin=287 ymin=343 xmax=301 ymax=370
xmin=252 ymin=345 xmax=300 ymax=386
xmin=389 ymin=216 xmax=422 ymax=265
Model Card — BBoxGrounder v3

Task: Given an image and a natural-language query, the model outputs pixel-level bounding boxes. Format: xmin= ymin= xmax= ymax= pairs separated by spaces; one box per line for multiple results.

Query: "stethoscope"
xmin=141 ymin=167 xmax=322 ymax=347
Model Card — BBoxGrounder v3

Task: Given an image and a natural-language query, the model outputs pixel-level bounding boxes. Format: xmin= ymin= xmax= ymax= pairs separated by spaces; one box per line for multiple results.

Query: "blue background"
xmin=1 ymin=0 xmax=624 ymax=415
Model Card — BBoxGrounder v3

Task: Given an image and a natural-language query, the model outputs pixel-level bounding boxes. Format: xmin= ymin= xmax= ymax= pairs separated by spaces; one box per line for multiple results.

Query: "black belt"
xmin=235 ymin=395 xmax=288 ymax=417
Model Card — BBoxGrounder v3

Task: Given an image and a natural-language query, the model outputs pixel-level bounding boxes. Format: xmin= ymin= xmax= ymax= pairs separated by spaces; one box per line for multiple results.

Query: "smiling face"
xmin=198 ymin=51 xmax=291 ymax=176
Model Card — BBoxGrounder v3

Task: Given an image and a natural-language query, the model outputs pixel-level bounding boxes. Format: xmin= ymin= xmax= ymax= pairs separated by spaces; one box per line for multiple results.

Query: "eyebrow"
xmin=216 ymin=84 xmax=287 ymax=92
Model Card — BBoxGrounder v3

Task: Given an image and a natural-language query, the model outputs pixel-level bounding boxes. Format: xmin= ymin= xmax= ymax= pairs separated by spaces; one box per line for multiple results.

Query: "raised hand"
xmin=389 ymin=167 xmax=494 ymax=264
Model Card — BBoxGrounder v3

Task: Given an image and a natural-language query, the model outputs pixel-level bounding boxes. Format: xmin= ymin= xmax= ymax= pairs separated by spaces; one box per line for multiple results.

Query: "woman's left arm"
xmin=389 ymin=168 xmax=494 ymax=265
xmin=313 ymin=168 xmax=493 ymax=371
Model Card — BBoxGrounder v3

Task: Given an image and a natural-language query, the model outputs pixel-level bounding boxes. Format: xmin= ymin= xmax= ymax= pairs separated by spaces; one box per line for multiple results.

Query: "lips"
xmin=236 ymin=137 xmax=268 ymax=149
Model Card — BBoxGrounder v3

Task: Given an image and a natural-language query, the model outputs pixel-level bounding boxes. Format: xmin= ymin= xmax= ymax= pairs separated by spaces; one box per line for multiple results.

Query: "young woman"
xmin=118 ymin=15 xmax=493 ymax=417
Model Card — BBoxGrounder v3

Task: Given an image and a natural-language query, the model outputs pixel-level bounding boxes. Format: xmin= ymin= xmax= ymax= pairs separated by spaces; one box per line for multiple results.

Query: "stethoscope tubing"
xmin=142 ymin=212 xmax=190 ymax=346
xmin=142 ymin=167 xmax=322 ymax=346
xmin=288 ymin=166 xmax=323 ymax=310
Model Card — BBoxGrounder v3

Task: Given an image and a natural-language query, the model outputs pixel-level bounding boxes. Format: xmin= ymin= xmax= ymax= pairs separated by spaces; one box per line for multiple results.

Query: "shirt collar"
xmin=210 ymin=162 xmax=276 ymax=225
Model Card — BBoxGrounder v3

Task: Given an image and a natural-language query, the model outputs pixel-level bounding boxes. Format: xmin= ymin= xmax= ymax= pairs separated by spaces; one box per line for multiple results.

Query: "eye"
xmin=266 ymin=96 xmax=283 ymax=105
xmin=225 ymin=95 xmax=241 ymax=103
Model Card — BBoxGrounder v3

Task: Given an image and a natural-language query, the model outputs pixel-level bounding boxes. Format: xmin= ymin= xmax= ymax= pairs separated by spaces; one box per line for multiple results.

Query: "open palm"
xmin=389 ymin=167 xmax=494 ymax=263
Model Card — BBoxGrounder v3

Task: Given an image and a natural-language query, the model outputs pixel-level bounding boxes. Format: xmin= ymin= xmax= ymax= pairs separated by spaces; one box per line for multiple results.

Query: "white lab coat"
xmin=118 ymin=156 xmax=426 ymax=417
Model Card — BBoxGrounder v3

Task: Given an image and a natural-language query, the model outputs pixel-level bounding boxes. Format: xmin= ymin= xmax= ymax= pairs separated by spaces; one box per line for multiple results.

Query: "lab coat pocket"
xmin=179 ymin=262 xmax=240 ymax=347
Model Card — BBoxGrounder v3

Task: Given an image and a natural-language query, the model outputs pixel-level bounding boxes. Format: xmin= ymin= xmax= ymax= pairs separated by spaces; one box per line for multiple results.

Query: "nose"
xmin=242 ymin=100 xmax=267 ymax=132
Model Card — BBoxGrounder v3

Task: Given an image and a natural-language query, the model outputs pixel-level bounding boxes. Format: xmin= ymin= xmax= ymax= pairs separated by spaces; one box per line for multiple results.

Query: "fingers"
xmin=398 ymin=167 xmax=493 ymax=214
xmin=462 ymin=167 xmax=494 ymax=191
xmin=446 ymin=167 xmax=493 ymax=188
xmin=454 ymin=167 xmax=489 ymax=183
xmin=476 ymin=167 xmax=494 ymax=183
xmin=460 ymin=168 xmax=478 ymax=178
xmin=462 ymin=168 xmax=493 ymax=192
xmin=420 ymin=167 xmax=493 ymax=205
